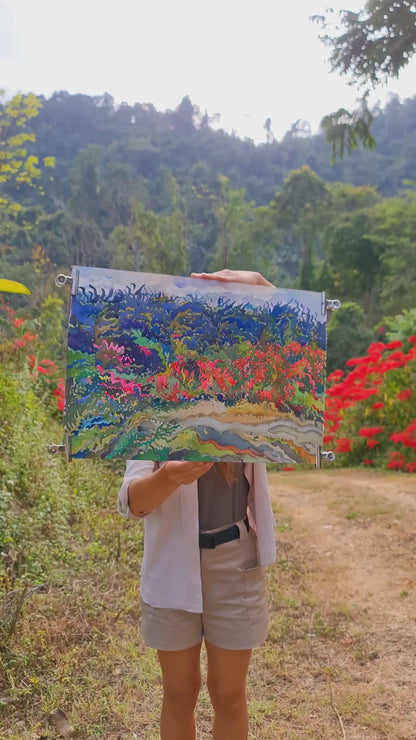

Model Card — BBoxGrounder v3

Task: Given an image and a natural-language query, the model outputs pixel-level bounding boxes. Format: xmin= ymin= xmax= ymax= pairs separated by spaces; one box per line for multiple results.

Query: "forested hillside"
xmin=1 ymin=89 xmax=416 ymax=371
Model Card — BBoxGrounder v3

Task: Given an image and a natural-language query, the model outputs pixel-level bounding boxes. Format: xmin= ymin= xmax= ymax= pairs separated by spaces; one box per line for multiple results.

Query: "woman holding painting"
xmin=117 ymin=270 xmax=277 ymax=740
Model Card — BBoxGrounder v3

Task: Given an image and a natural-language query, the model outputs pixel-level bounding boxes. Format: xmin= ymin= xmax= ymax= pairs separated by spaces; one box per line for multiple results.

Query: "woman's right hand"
xmin=128 ymin=461 xmax=214 ymax=517
xmin=164 ymin=461 xmax=214 ymax=486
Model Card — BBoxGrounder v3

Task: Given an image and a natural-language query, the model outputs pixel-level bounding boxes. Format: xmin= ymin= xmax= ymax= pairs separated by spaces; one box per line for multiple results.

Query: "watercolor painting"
xmin=63 ymin=266 xmax=327 ymax=463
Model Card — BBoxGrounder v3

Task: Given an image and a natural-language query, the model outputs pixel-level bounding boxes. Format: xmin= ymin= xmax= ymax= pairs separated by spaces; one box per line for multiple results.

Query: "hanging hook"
xmin=321 ymin=451 xmax=336 ymax=462
xmin=48 ymin=444 xmax=66 ymax=455
xmin=55 ymin=274 xmax=73 ymax=288
xmin=326 ymin=299 xmax=341 ymax=311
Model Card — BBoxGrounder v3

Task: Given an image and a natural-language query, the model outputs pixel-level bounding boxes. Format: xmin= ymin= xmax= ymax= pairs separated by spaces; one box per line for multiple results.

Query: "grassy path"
xmin=1 ymin=469 xmax=415 ymax=738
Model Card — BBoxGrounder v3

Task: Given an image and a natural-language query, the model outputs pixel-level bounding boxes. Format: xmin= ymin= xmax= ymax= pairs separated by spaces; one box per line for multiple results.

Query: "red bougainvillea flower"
xmin=54 ymin=378 xmax=65 ymax=412
xmin=368 ymin=341 xmax=386 ymax=353
xmin=397 ymin=389 xmax=412 ymax=401
xmin=409 ymin=335 xmax=416 ymax=344
xmin=388 ymin=460 xmax=404 ymax=470
xmin=367 ymin=439 xmax=380 ymax=449
xmin=372 ymin=402 xmax=384 ymax=410
xmin=346 ymin=356 xmax=369 ymax=367
xmin=13 ymin=332 xmax=38 ymax=349
xmin=405 ymin=462 xmax=416 ymax=473
xmin=335 ymin=437 xmax=351 ymax=453
xmin=327 ymin=369 xmax=344 ymax=382
xmin=359 ymin=426 xmax=385 ymax=438
xmin=283 ymin=466 xmax=295 ymax=471
xmin=387 ymin=451 xmax=406 ymax=470
xmin=363 ymin=459 xmax=375 ymax=465
xmin=388 ymin=459 xmax=405 ymax=470
xmin=390 ymin=421 xmax=416 ymax=449
xmin=386 ymin=340 xmax=403 ymax=350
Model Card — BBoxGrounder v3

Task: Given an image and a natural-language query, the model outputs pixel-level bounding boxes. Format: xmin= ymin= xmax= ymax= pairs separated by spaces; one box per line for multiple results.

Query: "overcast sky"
xmin=1 ymin=0 xmax=415 ymax=142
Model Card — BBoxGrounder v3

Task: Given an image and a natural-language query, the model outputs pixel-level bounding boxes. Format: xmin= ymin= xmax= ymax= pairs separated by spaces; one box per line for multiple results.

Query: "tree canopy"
xmin=313 ymin=1 xmax=416 ymax=158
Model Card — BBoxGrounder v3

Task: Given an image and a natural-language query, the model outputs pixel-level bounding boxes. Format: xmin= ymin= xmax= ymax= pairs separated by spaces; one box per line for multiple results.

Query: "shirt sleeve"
xmin=117 ymin=459 xmax=156 ymax=519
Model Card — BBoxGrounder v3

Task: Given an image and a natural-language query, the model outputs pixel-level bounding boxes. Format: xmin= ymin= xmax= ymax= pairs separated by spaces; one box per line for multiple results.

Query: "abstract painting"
xmin=63 ymin=266 xmax=327 ymax=463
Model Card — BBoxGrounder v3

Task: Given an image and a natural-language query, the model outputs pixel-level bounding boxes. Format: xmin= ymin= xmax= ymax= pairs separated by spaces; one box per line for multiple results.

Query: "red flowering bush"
xmin=0 ymin=297 xmax=64 ymax=415
xmin=324 ymin=334 xmax=416 ymax=472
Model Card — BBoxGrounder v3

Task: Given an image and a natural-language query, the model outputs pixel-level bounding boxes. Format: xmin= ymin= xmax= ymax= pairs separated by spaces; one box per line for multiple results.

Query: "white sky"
xmin=1 ymin=0 xmax=415 ymax=142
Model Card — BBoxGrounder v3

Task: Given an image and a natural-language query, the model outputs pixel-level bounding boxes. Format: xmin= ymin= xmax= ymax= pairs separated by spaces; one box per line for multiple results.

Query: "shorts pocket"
xmin=241 ymin=565 xmax=268 ymax=630
xmin=238 ymin=530 xmax=258 ymax=571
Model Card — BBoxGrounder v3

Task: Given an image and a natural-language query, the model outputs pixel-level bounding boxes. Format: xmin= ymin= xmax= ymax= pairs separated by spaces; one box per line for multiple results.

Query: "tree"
xmin=321 ymin=209 xmax=381 ymax=320
xmin=272 ymin=166 xmax=329 ymax=290
xmin=212 ymin=176 xmax=256 ymax=270
xmin=134 ymin=201 xmax=187 ymax=275
xmin=327 ymin=301 xmax=374 ymax=373
xmin=0 ymin=91 xmax=55 ymax=217
xmin=366 ymin=191 xmax=416 ymax=314
xmin=68 ymin=145 xmax=101 ymax=222
xmin=313 ymin=1 xmax=416 ymax=158
xmin=263 ymin=118 xmax=276 ymax=144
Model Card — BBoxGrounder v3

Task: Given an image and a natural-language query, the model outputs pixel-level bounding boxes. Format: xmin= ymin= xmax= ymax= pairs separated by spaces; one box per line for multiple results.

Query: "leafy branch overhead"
xmin=312 ymin=1 xmax=416 ymax=159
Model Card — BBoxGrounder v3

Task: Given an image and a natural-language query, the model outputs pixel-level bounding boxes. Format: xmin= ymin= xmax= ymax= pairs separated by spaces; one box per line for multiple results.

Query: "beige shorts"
xmin=140 ymin=520 xmax=268 ymax=651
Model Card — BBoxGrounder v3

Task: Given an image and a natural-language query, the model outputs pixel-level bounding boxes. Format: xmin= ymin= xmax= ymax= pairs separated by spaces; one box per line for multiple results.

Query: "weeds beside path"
xmin=1 ymin=469 xmax=415 ymax=739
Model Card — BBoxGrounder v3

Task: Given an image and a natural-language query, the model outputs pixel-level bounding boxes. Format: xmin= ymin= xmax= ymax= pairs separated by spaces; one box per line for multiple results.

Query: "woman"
xmin=117 ymin=270 xmax=277 ymax=740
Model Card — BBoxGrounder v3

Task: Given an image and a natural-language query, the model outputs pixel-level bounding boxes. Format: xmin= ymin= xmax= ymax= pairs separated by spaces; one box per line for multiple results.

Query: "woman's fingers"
xmin=164 ymin=461 xmax=213 ymax=485
xmin=191 ymin=270 xmax=274 ymax=287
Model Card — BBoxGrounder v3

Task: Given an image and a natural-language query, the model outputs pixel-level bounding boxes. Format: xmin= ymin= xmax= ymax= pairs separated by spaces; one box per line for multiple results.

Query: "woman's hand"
xmin=128 ymin=461 xmax=214 ymax=517
xmin=191 ymin=269 xmax=275 ymax=288
xmin=164 ymin=461 xmax=214 ymax=486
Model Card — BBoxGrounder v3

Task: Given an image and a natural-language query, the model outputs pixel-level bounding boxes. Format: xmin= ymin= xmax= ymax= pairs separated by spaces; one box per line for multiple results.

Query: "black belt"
xmin=199 ymin=517 xmax=249 ymax=549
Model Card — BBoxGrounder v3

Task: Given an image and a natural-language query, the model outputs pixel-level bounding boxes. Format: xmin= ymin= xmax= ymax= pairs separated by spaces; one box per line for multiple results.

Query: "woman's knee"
xmin=163 ymin=678 xmax=201 ymax=713
xmin=207 ymin=678 xmax=246 ymax=715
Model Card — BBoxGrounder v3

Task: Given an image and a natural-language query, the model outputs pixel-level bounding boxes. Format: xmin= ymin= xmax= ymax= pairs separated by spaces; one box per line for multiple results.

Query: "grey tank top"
xmin=198 ymin=463 xmax=249 ymax=531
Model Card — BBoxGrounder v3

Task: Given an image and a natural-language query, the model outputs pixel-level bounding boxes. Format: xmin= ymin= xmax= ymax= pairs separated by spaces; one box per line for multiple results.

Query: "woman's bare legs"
xmin=205 ymin=641 xmax=252 ymax=740
xmin=158 ymin=642 xmax=202 ymax=740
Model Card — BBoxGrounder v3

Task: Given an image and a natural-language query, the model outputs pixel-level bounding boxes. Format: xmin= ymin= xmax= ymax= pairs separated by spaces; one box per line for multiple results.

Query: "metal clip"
xmin=316 ymin=447 xmax=336 ymax=468
xmin=48 ymin=436 xmax=72 ymax=462
xmin=48 ymin=444 xmax=66 ymax=455
xmin=326 ymin=299 xmax=341 ymax=311
xmin=55 ymin=274 xmax=73 ymax=288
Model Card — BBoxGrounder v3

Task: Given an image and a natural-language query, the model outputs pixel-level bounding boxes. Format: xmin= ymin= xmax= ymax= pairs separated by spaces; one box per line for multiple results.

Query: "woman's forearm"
xmin=128 ymin=461 xmax=213 ymax=517
xmin=127 ymin=466 xmax=179 ymax=517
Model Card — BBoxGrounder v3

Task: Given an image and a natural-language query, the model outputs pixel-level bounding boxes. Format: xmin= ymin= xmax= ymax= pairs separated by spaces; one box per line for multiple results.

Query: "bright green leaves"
xmin=321 ymin=103 xmax=376 ymax=162
xmin=0 ymin=91 xmax=55 ymax=215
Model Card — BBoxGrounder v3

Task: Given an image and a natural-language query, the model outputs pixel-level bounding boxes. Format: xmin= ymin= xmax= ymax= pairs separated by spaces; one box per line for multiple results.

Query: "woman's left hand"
xmin=191 ymin=269 xmax=275 ymax=288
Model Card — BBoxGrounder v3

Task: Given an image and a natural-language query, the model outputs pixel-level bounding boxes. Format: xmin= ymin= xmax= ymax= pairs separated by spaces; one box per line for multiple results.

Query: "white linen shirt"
xmin=118 ymin=460 xmax=277 ymax=613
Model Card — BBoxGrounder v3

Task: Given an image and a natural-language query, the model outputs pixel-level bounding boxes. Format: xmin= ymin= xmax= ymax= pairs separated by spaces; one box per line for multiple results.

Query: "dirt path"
xmin=265 ymin=469 xmax=416 ymax=740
